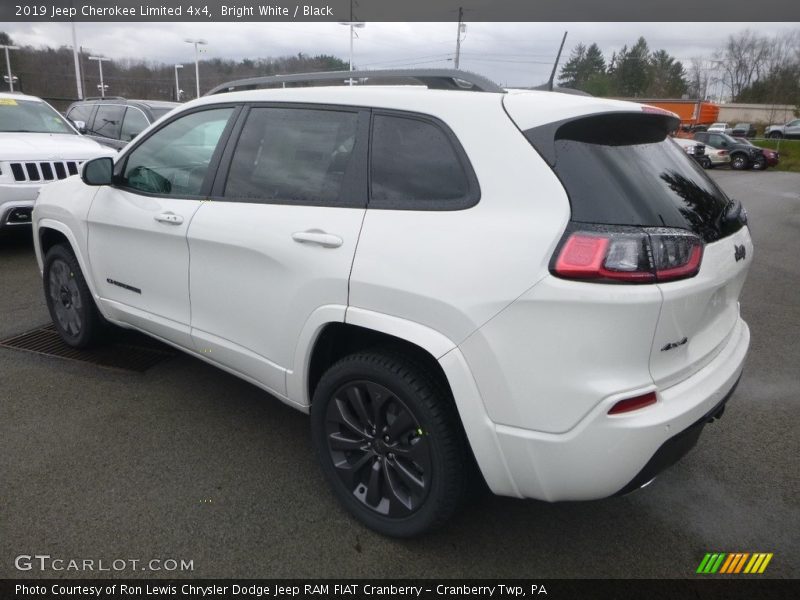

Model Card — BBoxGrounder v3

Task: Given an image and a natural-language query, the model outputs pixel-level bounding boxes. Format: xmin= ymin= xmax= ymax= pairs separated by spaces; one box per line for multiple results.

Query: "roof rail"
xmin=206 ymin=69 xmax=505 ymax=96
xmin=82 ymin=96 xmax=127 ymax=101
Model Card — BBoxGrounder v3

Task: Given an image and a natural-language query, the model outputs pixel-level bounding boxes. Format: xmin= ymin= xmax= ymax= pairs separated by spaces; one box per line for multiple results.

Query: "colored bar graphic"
xmin=700 ymin=552 xmax=773 ymax=574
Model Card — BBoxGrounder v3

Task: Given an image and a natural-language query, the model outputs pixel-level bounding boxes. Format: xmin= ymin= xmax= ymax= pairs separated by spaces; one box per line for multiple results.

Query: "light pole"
xmin=337 ymin=22 xmax=365 ymax=84
xmin=70 ymin=19 xmax=83 ymax=99
xmin=174 ymin=64 xmax=183 ymax=101
xmin=184 ymin=38 xmax=207 ymax=98
xmin=0 ymin=44 xmax=19 ymax=92
xmin=88 ymin=56 xmax=110 ymax=97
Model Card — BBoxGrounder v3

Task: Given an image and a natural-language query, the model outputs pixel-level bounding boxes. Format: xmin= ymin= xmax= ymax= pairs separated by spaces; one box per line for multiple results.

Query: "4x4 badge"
xmin=734 ymin=244 xmax=746 ymax=262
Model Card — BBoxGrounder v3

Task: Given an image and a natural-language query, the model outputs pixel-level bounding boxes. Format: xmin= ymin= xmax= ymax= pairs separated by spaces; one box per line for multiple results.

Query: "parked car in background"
xmin=733 ymin=137 xmax=780 ymax=169
xmin=731 ymin=122 xmax=757 ymax=138
xmin=673 ymin=137 xmax=730 ymax=169
xmin=707 ymin=122 xmax=733 ymax=134
xmin=764 ymin=118 xmax=800 ymax=139
xmin=693 ymin=131 xmax=765 ymax=170
xmin=0 ymin=92 xmax=115 ymax=232
xmin=65 ymin=97 xmax=179 ymax=149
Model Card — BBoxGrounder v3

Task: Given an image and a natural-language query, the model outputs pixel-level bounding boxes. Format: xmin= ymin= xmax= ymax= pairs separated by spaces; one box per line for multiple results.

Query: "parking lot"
xmin=1 ymin=170 xmax=798 ymax=579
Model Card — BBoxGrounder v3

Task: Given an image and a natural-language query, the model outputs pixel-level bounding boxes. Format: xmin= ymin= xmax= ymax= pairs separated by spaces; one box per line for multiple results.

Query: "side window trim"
xmin=210 ymin=102 xmax=370 ymax=209
xmin=112 ymin=103 xmax=242 ymax=199
xmin=120 ymin=105 xmax=151 ymax=142
xmin=367 ymin=109 xmax=480 ymax=211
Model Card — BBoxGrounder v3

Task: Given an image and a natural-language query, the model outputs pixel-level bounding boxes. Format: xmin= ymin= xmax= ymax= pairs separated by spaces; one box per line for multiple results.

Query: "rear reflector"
xmin=608 ymin=391 xmax=658 ymax=415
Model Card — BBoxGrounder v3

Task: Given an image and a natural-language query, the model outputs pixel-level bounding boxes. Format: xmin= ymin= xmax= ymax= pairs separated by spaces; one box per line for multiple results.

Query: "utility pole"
xmin=0 ymin=44 xmax=18 ymax=92
xmin=88 ymin=56 xmax=110 ymax=97
xmin=547 ymin=31 xmax=568 ymax=91
xmin=454 ymin=7 xmax=466 ymax=70
xmin=174 ymin=64 xmax=183 ymax=101
xmin=70 ymin=8 xmax=83 ymax=98
xmin=184 ymin=38 xmax=207 ymax=98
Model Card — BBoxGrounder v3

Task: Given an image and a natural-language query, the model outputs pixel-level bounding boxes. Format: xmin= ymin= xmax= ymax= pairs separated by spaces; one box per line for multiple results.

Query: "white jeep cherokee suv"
xmin=0 ymin=92 xmax=115 ymax=230
xmin=32 ymin=70 xmax=752 ymax=537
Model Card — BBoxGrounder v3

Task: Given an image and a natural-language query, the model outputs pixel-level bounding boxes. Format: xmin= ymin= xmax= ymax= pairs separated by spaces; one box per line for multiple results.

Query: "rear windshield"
xmin=525 ymin=113 xmax=744 ymax=243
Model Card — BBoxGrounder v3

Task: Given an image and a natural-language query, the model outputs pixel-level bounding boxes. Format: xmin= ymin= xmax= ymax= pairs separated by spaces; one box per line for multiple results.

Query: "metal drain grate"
xmin=0 ymin=324 xmax=176 ymax=372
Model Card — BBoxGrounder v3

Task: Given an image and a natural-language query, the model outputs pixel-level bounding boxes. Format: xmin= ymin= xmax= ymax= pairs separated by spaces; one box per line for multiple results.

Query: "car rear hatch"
xmin=504 ymin=96 xmax=752 ymax=389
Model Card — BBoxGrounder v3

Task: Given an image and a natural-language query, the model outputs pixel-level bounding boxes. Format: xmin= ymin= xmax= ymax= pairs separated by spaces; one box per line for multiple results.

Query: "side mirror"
xmin=81 ymin=156 xmax=114 ymax=186
xmin=73 ymin=120 xmax=87 ymax=134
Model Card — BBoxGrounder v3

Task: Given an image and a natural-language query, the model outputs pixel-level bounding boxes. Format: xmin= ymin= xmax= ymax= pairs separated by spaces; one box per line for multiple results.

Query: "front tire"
xmin=751 ymin=156 xmax=767 ymax=170
xmin=731 ymin=153 xmax=749 ymax=170
xmin=310 ymin=350 xmax=469 ymax=537
xmin=43 ymin=244 xmax=106 ymax=348
xmin=768 ymin=132 xmax=782 ymax=139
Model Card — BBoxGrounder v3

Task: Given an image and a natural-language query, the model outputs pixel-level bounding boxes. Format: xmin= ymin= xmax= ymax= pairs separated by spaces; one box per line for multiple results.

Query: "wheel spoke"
xmin=346 ymin=386 xmax=373 ymax=430
xmin=328 ymin=431 xmax=367 ymax=452
xmin=392 ymin=436 xmax=428 ymax=464
xmin=330 ymin=397 xmax=367 ymax=437
xmin=390 ymin=457 xmax=426 ymax=493
xmin=365 ymin=460 xmax=383 ymax=506
xmin=357 ymin=382 xmax=388 ymax=430
xmin=382 ymin=459 xmax=413 ymax=513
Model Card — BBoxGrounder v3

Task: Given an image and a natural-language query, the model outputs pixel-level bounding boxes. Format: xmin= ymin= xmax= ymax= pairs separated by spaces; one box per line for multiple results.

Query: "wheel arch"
xmin=36 ymin=220 xmax=100 ymax=302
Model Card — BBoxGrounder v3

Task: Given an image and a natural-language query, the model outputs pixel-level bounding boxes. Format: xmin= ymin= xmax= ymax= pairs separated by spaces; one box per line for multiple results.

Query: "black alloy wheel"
xmin=325 ymin=380 xmax=432 ymax=517
xmin=311 ymin=350 xmax=469 ymax=537
xmin=43 ymin=244 xmax=106 ymax=348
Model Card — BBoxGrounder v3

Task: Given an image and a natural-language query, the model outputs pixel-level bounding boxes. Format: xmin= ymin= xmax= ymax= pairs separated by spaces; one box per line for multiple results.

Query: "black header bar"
xmin=2 ymin=0 xmax=799 ymax=22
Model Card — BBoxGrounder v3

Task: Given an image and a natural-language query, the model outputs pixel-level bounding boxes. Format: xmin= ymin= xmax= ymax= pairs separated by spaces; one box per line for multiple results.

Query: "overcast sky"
xmin=2 ymin=21 xmax=799 ymax=88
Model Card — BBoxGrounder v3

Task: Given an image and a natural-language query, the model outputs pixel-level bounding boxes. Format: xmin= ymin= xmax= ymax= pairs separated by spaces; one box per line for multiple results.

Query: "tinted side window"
xmin=121 ymin=107 xmax=234 ymax=197
xmin=370 ymin=114 xmax=474 ymax=209
xmin=224 ymin=107 xmax=359 ymax=205
xmin=90 ymin=104 xmax=125 ymax=139
xmin=120 ymin=107 xmax=149 ymax=142
xmin=67 ymin=104 xmax=93 ymax=124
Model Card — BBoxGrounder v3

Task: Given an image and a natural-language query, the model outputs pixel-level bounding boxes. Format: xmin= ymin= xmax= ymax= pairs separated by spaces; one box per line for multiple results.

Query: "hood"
xmin=0 ymin=133 xmax=116 ymax=161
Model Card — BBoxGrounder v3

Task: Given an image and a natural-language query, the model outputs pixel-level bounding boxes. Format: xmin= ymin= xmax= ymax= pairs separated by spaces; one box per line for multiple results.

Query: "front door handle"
xmin=292 ymin=230 xmax=343 ymax=248
xmin=154 ymin=212 xmax=184 ymax=225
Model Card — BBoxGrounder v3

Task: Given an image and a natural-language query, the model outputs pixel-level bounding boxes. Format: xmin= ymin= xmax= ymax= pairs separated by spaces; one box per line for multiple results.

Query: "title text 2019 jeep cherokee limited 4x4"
xmin=32 ymin=70 xmax=751 ymax=537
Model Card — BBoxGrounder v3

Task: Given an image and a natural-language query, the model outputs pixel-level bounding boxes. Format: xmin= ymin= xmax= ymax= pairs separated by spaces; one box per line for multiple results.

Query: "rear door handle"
xmin=154 ymin=212 xmax=184 ymax=225
xmin=292 ymin=230 xmax=343 ymax=248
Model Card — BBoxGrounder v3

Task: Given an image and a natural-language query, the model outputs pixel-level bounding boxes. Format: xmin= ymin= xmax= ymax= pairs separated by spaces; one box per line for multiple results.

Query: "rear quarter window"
xmin=369 ymin=113 xmax=479 ymax=210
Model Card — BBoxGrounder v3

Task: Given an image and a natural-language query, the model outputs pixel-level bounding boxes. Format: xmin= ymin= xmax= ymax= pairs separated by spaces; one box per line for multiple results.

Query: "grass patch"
xmin=752 ymin=139 xmax=800 ymax=172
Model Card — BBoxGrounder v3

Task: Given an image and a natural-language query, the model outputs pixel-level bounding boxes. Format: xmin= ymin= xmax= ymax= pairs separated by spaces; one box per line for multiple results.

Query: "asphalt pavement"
xmin=1 ymin=170 xmax=798 ymax=578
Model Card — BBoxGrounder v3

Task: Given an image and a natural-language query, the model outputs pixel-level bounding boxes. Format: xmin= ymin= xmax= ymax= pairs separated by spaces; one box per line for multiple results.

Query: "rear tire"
xmin=310 ymin=350 xmax=469 ymax=537
xmin=43 ymin=244 xmax=106 ymax=349
xmin=768 ymin=132 xmax=782 ymax=139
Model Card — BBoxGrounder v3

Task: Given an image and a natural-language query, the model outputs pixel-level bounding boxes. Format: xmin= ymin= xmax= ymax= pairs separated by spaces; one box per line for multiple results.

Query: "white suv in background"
xmin=0 ymin=92 xmax=115 ymax=231
xmin=31 ymin=70 xmax=752 ymax=537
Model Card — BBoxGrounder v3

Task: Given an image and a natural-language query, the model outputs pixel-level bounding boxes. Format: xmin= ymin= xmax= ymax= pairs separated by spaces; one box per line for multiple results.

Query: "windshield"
xmin=0 ymin=98 xmax=75 ymax=134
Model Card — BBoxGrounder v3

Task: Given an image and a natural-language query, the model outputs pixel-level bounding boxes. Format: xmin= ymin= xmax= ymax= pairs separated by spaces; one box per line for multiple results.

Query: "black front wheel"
xmin=311 ymin=350 xmax=469 ymax=537
xmin=43 ymin=244 xmax=106 ymax=348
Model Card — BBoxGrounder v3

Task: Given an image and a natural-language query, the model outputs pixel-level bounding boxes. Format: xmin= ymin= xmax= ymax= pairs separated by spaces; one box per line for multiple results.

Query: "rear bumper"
xmin=489 ymin=317 xmax=749 ymax=501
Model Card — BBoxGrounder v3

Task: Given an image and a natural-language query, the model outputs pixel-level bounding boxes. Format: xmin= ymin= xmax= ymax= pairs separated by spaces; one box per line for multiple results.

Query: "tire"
xmin=43 ymin=244 xmax=106 ymax=348
xmin=310 ymin=349 xmax=469 ymax=537
xmin=700 ymin=157 xmax=712 ymax=169
xmin=768 ymin=132 xmax=782 ymax=139
xmin=751 ymin=156 xmax=767 ymax=170
xmin=730 ymin=153 xmax=749 ymax=170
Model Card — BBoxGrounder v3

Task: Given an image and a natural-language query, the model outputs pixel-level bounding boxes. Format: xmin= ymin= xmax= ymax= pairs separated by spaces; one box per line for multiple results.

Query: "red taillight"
xmin=553 ymin=227 xmax=703 ymax=283
xmin=718 ymin=150 xmax=729 ymax=156
xmin=608 ymin=391 xmax=657 ymax=415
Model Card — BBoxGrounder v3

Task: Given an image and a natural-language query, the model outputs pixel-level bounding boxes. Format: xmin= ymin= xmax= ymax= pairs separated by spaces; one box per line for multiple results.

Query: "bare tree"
xmin=715 ymin=30 xmax=772 ymax=101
